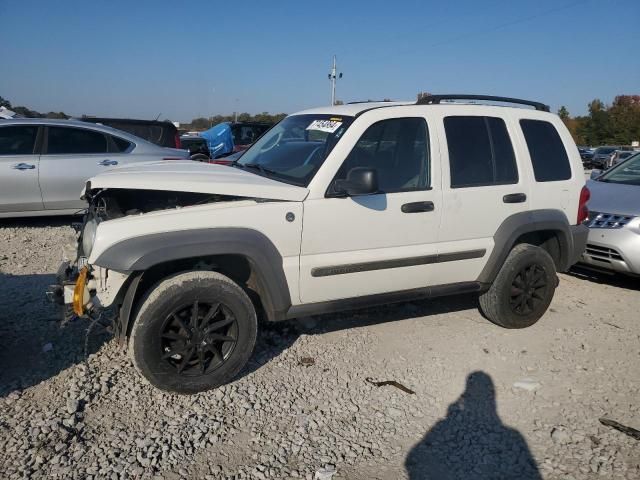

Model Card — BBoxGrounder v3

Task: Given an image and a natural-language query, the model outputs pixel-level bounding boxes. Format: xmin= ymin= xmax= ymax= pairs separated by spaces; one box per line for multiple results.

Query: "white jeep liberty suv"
xmin=49 ymin=95 xmax=590 ymax=393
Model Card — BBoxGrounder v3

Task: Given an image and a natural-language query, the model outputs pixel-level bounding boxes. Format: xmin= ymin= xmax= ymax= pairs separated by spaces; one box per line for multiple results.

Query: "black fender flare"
xmin=95 ymin=228 xmax=292 ymax=341
xmin=477 ymin=209 xmax=576 ymax=284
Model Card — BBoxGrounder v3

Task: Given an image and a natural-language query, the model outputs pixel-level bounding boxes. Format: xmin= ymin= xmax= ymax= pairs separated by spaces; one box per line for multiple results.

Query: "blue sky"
xmin=1 ymin=0 xmax=638 ymax=122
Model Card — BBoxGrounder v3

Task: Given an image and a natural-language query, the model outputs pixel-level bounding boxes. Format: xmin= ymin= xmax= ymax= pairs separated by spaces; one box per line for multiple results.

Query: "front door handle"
xmin=401 ymin=201 xmax=435 ymax=213
xmin=97 ymin=159 xmax=118 ymax=166
xmin=11 ymin=163 xmax=36 ymax=170
xmin=503 ymin=193 xmax=527 ymax=204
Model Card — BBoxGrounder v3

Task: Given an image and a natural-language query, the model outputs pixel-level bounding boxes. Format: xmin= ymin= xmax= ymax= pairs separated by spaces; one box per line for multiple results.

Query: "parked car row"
xmin=580 ymin=145 xmax=635 ymax=169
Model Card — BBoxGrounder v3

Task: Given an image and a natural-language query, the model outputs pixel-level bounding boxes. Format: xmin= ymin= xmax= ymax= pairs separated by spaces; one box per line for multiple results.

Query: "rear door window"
xmin=47 ymin=127 xmax=108 ymax=154
xmin=0 ymin=126 xmax=38 ymax=155
xmin=445 ymin=116 xmax=518 ymax=188
xmin=520 ymin=120 xmax=571 ymax=182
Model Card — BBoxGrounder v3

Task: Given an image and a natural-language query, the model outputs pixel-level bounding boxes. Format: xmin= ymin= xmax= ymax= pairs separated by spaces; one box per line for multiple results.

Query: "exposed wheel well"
xmin=121 ymin=254 xmax=269 ymax=340
xmin=513 ymin=230 xmax=563 ymax=269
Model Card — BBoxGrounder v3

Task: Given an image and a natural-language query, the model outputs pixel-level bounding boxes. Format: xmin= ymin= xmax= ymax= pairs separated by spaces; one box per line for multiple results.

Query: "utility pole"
xmin=328 ymin=55 xmax=343 ymax=105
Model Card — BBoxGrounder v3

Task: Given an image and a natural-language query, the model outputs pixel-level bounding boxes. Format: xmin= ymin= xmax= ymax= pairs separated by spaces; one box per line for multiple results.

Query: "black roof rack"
xmin=347 ymin=100 xmax=396 ymax=104
xmin=416 ymin=94 xmax=550 ymax=112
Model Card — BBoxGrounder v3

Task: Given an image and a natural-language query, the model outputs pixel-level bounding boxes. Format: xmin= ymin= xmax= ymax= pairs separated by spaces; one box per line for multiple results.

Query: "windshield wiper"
xmin=243 ymin=163 xmax=279 ymax=176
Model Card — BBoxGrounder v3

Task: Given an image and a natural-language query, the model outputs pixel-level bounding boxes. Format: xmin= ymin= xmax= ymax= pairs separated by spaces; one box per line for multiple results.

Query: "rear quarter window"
xmin=520 ymin=119 xmax=571 ymax=182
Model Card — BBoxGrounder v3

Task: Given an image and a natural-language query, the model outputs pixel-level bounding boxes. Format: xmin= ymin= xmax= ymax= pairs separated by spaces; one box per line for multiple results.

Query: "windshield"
xmin=599 ymin=153 xmax=640 ymax=185
xmin=235 ymin=114 xmax=354 ymax=186
xmin=595 ymin=147 xmax=617 ymax=154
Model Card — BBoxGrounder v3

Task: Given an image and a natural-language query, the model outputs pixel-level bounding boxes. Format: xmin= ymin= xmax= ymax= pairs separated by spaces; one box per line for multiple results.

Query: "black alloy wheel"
xmin=160 ymin=301 xmax=238 ymax=376
xmin=130 ymin=271 xmax=258 ymax=394
xmin=509 ymin=264 xmax=548 ymax=316
xmin=479 ymin=244 xmax=557 ymax=329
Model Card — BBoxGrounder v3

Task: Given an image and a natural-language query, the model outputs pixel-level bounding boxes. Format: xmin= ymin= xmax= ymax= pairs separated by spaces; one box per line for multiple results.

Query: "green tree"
xmin=607 ymin=95 xmax=640 ymax=145
xmin=557 ymin=106 xmax=570 ymax=121
xmin=0 ymin=96 xmax=12 ymax=108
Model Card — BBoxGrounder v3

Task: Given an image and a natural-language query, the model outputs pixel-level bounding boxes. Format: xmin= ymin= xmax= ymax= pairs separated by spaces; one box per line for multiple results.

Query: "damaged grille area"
xmin=85 ymin=188 xmax=242 ymax=221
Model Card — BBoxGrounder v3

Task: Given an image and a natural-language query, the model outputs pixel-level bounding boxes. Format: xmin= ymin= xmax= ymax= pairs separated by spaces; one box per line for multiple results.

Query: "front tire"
xmin=130 ymin=271 xmax=257 ymax=394
xmin=479 ymin=244 xmax=557 ymax=329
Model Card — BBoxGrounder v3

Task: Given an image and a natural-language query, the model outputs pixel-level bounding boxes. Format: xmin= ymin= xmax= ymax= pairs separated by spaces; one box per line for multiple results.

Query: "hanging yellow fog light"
xmin=72 ymin=267 xmax=89 ymax=315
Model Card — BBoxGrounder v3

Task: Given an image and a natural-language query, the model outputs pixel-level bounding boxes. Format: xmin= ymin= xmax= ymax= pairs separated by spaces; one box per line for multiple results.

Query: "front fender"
xmin=94 ymin=227 xmax=292 ymax=322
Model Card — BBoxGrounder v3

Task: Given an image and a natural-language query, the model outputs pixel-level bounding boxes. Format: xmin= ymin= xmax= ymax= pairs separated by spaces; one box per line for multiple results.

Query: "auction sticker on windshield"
xmin=306 ymin=119 xmax=342 ymax=133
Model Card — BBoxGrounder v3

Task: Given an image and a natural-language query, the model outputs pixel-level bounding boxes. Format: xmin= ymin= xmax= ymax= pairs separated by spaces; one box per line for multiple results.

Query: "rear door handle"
xmin=503 ymin=193 xmax=527 ymax=203
xmin=401 ymin=201 xmax=435 ymax=213
xmin=97 ymin=159 xmax=118 ymax=166
xmin=11 ymin=163 xmax=36 ymax=170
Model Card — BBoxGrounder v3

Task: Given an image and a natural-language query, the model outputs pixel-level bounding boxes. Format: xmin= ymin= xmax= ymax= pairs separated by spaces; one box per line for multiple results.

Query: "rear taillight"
xmin=174 ymin=133 xmax=181 ymax=149
xmin=577 ymin=185 xmax=590 ymax=224
xmin=211 ymin=159 xmax=233 ymax=166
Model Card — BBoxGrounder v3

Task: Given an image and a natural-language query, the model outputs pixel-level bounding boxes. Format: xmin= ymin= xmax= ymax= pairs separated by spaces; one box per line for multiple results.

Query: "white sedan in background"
xmin=0 ymin=118 xmax=190 ymax=218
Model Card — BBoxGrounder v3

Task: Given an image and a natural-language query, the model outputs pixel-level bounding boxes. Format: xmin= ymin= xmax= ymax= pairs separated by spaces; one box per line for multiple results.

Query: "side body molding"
xmin=95 ymin=228 xmax=292 ymax=323
xmin=477 ymin=209 xmax=578 ymax=284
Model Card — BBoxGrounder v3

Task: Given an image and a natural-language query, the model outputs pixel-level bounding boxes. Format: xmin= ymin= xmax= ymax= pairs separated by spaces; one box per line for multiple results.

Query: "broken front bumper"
xmin=46 ymin=261 xmax=91 ymax=318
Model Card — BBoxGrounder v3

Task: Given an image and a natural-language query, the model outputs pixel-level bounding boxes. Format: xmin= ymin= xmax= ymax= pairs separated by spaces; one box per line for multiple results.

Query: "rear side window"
xmin=520 ymin=120 xmax=571 ymax=182
xmin=445 ymin=116 xmax=518 ymax=188
xmin=0 ymin=126 xmax=38 ymax=155
xmin=47 ymin=127 xmax=108 ymax=154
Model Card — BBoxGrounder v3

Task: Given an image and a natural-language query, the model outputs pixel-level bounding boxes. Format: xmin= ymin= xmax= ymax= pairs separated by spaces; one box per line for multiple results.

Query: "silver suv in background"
xmin=581 ymin=153 xmax=640 ymax=276
xmin=0 ymin=119 xmax=189 ymax=217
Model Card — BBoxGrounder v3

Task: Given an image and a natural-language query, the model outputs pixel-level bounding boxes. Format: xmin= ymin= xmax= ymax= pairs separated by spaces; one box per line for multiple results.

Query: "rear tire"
xmin=479 ymin=244 xmax=557 ymax=329
xmin=130 ymin=271 xmax=257 ymax=394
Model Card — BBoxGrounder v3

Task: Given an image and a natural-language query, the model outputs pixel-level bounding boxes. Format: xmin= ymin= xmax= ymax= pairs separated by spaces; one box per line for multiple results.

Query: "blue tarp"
xmin=199 ymin=123 xmax=234 ymax=158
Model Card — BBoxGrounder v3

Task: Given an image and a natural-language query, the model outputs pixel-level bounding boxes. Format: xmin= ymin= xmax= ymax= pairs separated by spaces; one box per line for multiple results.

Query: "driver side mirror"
xmin=590 ymin=169 xmax=602 ymax=179
xmin=330 ymin=167 xmax=379 ymax=197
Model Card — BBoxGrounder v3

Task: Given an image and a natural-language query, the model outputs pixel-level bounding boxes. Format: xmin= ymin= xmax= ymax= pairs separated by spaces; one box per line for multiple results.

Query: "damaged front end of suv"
xmin=48 ymin=183 xmax=243 ymax=324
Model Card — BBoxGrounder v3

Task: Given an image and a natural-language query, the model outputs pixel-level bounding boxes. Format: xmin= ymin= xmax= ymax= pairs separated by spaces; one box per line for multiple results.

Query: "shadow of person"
xmin=405 ymin=371 xmax=541 ymax=480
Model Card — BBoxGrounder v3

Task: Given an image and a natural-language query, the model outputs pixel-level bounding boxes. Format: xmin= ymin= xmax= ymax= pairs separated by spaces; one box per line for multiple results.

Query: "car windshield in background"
xmin=599 ymin=153 xmax=640 ymax=185
xmin=596 ymin=147 xmax=617 ymax=154
xmin=235 ymin=114 xmax=354 ymax=186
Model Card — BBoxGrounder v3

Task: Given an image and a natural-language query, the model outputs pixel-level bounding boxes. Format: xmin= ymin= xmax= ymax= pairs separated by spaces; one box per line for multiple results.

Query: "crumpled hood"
xmin=587 ymin=179 xmax=640 ymax=216
xmin=86 ymin=160 xmax=309 ymax=202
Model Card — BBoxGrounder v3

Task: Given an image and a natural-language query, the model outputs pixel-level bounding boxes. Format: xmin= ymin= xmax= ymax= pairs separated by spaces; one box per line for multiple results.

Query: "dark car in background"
xmin=578 ymin=146 xmax=594 ymax=166
xmin=79 ymin=117 xmax=181 ymax=149
xmin=180 ymin=122 xmax=272 ymax=161
xmin=180 ymin=135 xmax=209 ymax=161
xmin=230 ymin=122 xmax=271 ymax=152
xmin=591 ymin=146 xmax=633 ymax=169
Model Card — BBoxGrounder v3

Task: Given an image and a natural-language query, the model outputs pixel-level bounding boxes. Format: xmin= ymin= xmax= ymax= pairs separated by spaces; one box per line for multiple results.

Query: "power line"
xmin=426 ymin=0 xmax=589 ymax=48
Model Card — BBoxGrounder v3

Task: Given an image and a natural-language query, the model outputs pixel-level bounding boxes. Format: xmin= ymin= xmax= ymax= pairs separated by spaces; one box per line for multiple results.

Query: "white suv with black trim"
xmin=49 ymin=95 xmax=589 ymax=394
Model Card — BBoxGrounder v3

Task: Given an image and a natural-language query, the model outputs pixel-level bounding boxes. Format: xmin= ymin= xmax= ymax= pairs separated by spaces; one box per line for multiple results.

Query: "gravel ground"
xmin=0 ymin=218 xmax=638 ymax=480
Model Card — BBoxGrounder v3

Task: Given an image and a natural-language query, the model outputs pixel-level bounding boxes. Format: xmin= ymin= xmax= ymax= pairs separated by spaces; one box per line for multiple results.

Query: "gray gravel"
xmin=1 ymin=218 xmax=639 ymax=479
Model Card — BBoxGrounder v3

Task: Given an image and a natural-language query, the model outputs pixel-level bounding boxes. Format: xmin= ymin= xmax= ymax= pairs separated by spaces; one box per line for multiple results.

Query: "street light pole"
xmin=328 ymin=55 xmax=342 ymax=105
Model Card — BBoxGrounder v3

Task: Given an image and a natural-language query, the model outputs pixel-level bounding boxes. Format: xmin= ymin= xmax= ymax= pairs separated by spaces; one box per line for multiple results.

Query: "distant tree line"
xmin=183 ymin=112 xmax=288 ymax=131
xmin=558 ymin=95 xmax=640 ymax=146
xmin=0 ymin=96 xmax=69 ymax=119
xmin=4 ymin=93 xmax=638 ymax=146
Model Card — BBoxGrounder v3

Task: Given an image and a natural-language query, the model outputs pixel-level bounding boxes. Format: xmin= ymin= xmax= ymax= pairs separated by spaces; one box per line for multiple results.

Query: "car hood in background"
xmin=87 ymin=161 xmax=309 ymax=202
xmin=587 ymin=179 xmax=640 ymax=216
